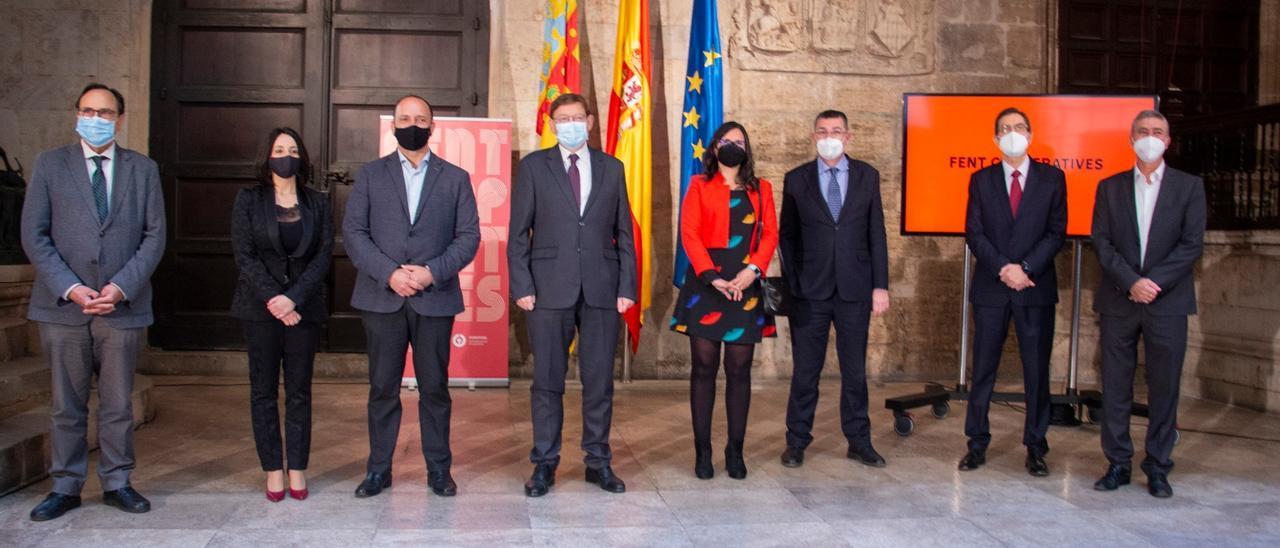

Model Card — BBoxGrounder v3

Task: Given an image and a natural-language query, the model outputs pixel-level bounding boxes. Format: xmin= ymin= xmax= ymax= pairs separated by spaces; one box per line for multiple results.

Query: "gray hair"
xmin=1131 ymin=109 xmax=1169 ymax=135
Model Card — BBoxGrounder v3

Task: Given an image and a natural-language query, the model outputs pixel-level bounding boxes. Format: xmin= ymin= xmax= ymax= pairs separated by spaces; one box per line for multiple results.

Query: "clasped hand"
xmin=712 ymin=268 xmax=759 ymax=302
xmin=389 ymin=265 xmax=433 ymax=297
xmin=1129 ymin=278 xmax=1161 ymax=304
xmin=71 ymin=284 xmax=123 ymax=315
xmin=999 ymin=264 xmax=1035 ymax=292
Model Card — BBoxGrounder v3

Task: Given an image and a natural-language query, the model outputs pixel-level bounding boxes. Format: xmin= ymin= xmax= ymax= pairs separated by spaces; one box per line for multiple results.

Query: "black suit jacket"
xmin=779 ymin=156 xmax=889 ymax=302
xmin=507 ymin=146 xmax=637 ymax=310
xmin=964 ymin=160 xmax=1067 ymax=307
xmin=230 ymin=185 xmax=333 ymax=322
xmin=1091 ymin=166 xmax=1205 ymax=316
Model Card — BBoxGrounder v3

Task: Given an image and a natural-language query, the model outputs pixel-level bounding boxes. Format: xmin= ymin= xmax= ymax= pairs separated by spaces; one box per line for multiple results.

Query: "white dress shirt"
xmin=559 ymin=145 xmax=592 ymax=215
xmin=1133 ymin=162 xmax=1166 ymax=266
xmin=398 ymin=149 xmax=432 ymax=224
xmin=1001 ymin=156 xmax=1030 ymax=195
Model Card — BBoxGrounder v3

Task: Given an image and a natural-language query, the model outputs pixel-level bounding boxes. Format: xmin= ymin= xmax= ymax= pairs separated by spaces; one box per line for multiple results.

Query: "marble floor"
xmin=2 ymin=377 xmax=1279 ymax=547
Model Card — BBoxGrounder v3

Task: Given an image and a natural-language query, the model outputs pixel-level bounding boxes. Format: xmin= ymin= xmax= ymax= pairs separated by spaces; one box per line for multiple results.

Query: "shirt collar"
xmin=1134 ymin=161 xmax=1166 ymax=186
xmin=559 ymin=145 xmax=588 ymax=163
xmin=81 ymin=140 xmax=116 ymax=161
xmin=818 ymin=155 xmax=848 ymax=173
xmin=398 ymin=149 xmax=431 ymax=172
xmin=1001 ymin=156 xmax=1030 ymax=179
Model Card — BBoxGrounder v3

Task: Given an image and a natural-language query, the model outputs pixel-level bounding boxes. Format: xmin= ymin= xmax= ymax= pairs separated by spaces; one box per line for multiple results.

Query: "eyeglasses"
xmin=552 ymin=115 xmax=589 ymax=124
xmin=997 ymin=123 xmax=1030 ymax=135
xmin=77 ymin=107 xmax=119 ymax=120
xmin=718 ymin=138 xmax=746 ymax=148
xmin=813 ymin=129 xmax=847 ymax=138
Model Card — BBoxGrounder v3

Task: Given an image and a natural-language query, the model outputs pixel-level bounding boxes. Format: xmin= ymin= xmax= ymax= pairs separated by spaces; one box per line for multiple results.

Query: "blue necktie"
xmin=90 ymin=155 xmax=109 ymax=223
xmin=824 ymin=167 xmax=841 ymax=221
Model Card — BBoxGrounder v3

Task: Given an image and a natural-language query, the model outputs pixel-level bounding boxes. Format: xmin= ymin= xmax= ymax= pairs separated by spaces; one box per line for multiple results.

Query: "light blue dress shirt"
xmin=398 ymin=150 xmax=432 ymax=224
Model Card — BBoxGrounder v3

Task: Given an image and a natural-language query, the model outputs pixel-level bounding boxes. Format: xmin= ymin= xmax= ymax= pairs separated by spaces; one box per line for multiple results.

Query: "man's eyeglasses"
xmin=997 ymin=123 xmax=1030 ymax=135
xmin=77 ymin=108 xmax=119 ymax=120
xmin=813 ymin=129 xmax=847 ymax=138
xmin=552 ymin=115 xmax=589 ymax=124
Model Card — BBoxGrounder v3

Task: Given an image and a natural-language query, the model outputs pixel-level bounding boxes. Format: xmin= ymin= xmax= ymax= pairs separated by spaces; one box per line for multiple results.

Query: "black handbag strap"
xmin=749 ymin=184 xmax=784 ymax=270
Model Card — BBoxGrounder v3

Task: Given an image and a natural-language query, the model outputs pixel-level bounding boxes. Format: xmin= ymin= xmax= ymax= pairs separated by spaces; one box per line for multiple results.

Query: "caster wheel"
xmin=893 ymin=413 xmax=915 ymax=437
xmin=1087 ymin=405 xmax=1102 ymax=424
xmin=931 ymin=401 xmax=950 ymax=419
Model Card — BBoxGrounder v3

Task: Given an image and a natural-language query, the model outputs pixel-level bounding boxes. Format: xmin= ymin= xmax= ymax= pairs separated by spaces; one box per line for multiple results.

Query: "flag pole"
xmin=622 ymin=331 xmax=632 ymax=383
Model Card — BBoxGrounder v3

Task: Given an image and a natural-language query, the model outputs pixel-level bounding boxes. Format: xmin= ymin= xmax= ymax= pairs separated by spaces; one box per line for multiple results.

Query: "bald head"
xmin=394 ymin=95 xmax=433 ymax=128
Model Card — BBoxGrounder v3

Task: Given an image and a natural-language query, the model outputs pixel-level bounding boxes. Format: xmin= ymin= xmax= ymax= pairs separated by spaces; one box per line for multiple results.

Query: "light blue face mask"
xmin=555 ymin=121 xmax=588 ymax=150
xmin=76 ymin=116 xmax=116 ymax=147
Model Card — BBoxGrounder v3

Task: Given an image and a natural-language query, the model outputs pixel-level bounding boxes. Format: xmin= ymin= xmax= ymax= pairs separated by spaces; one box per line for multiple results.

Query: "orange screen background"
xmin=901 ymin=94 xmax=1157 ymax=237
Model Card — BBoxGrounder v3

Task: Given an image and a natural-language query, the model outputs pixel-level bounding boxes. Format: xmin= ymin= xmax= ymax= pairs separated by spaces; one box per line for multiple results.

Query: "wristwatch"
xmin=1020 ymin=261 xmax=1032 ymax=275
xmin=746 ymin=264 xmax=763 ymax=277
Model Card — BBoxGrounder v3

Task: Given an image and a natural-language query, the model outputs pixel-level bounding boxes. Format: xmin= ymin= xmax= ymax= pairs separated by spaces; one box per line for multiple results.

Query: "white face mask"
xmin=1133 ymin=136 xmax=1167 ymax=164
xmin=816 ymin=138 xmax=844 ymax=161
xmin=998 ymin=131 xmax=1029 ymax=157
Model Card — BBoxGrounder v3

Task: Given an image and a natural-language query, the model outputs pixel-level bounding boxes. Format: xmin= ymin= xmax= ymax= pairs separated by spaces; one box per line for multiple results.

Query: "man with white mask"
xmin=508 ymin=93 xmax=637 ymax=497
xmin=959 ymin=107 xmax=1067 ymax=477
xmin=1090 ymin=110 xmax=1204 ymax=498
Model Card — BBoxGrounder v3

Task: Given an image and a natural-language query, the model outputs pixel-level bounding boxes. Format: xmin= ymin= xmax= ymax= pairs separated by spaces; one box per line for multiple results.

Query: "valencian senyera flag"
xmin=536 ymin=0 xmax=581 ymax=148
xmin=673 ymin=0 xmax=723 ymax=287
xmin=605 ymin=0 xmax=651 ymax=354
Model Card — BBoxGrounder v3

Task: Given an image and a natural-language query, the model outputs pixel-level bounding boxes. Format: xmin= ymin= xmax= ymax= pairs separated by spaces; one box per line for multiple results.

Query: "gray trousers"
xmin=39 ymin=318 xmax=141 ymax=496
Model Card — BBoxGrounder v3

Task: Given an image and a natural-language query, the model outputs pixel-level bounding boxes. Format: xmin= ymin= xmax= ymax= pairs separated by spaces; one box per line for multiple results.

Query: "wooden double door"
xmin=148 ymin=0 xmax=489 ymax=351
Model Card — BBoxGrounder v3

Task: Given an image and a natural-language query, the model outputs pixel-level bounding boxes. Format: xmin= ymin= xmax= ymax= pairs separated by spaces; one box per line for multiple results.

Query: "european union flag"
xmin=673 ymin=0 xmax=723 ymax=287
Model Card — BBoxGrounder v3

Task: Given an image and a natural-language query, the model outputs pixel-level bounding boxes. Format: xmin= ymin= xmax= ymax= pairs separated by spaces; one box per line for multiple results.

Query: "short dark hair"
xmin=1131 ymin=109 xmax=1169 ymax=135
xmin=255 ymin=127 xmax=312 ymax=187
xmin=548 ymin=93 xmax=592 ymax=118
xmin=814 ymin=109 xmax=848 ymax=128
xmin=76 ymin=83 xmax=125 ymax=116
xmin=993 ymin=107 xmax=1030 ymax=135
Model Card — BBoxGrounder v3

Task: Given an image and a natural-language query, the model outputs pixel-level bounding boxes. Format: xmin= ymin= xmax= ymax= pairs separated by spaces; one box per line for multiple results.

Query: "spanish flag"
xmin=536 ymin=0 xmax=581 ymax=148
xmin=605 ymin=0 xmax=651 ymax=353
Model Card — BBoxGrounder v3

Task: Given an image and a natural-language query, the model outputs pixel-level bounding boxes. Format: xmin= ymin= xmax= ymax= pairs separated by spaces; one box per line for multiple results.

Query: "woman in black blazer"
xmin=230 ymin=127 xmax=333 ymax=502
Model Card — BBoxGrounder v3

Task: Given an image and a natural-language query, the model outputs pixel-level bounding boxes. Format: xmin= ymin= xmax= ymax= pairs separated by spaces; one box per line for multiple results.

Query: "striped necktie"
xmin=824 ymin=167 xmax=842 ymax=221
xmin=90 ymin=155 xmax=109 ymax=223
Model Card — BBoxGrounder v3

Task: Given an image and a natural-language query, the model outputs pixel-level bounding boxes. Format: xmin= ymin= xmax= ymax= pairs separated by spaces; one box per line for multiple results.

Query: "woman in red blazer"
xmin=671 ymin=121 xmax=778 ymax=480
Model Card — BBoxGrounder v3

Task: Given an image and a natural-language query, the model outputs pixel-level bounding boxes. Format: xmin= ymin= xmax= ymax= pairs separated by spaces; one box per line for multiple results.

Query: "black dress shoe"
xmin=724 ymin=441 xmax=748 ymax=480
xmin=427 ymin=469 xmax=457 ymax=497
xmin=958 ymin=450 xmax=986 ymax=471
xmin=694 ymin=444 xmax=714 ymax=480
xmin=780 ymin=447 xmax=805 ymax=468
xmin=354 ymin=472 xmax=392 ymax=498
xmin=1026 ymin=452 xmax=1049 ymax=477
xmin=1093 ymin=465 xmax=1132 ymax=491
xmin=103 ymin=486 xmax=151 ymax=514
xmin=1147 ymin=473 xmax=1173 ymax=498
xmin=524 ymin=463 xmax=556 ymax=497
xmin=585 ymin=465 xmax=626 ymax=493
xmin=848 ymin=445 xmax=887 ymax=468
xmin=29 ymin=493 xmax=81 ymax=522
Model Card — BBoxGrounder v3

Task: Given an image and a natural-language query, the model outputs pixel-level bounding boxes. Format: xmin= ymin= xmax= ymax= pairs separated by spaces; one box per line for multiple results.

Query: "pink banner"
xmin=379 ymin=116 xmax=512 ymax=386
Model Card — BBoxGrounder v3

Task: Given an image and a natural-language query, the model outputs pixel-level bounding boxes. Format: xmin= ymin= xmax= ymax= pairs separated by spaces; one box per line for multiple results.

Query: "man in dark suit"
xmin=342 ymin=95 xmax=479 ymax=498
xmin=1091 ymin=110 xmax=1205 ymax=498
xmin=959 ymin=107 xmax=1067 ymax=477
xmin=778 ymin=110 xmax=890 ymax=469
xmin=21 ymin=83 xmax=166 ymax=521
xmin=508 ymin=93 xmax=637 ymax=496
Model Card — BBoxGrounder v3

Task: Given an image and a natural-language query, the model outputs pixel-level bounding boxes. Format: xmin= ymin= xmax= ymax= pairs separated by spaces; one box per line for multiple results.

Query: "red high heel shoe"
xmin=288 ymin=487 xmax=308 ymax=500
xmin=265 ymin=489 xmax=285 ymax=502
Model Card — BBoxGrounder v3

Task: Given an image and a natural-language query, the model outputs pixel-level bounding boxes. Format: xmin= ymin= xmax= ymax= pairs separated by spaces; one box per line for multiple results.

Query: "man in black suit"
xmin=508 ymin=93 xmax=637 ymax=496
xmin=1090 ymin=110 xmax=1205 ymax=498
xmin=778 ymin=110 xmax=890 ymax=469
xmin=342 ymin=95 xmax=480 ymax=498
xmin=960 ymin=107 xmax=1067 ymax=477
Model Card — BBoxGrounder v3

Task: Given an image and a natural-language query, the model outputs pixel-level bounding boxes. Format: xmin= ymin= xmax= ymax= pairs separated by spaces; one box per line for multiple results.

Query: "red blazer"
xmin=680 ymin=172 xmax=779 ymax=279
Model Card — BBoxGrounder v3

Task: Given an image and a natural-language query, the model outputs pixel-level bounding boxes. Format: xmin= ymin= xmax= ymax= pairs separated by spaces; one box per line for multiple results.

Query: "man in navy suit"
xmin=959 ymin=107 xmax=1066 ymax=477
xmin=343 ymin=95 xmax=480 ymax=498
xmin=778 ymin=110 xmax=891 ymax=469
xmin=1090 ymin=110 xmax=1204 ymax=498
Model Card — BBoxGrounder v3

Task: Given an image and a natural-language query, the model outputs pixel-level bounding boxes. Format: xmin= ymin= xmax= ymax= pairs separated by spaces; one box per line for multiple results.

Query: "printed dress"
xmin=670 ymin=190 xmax=777 ymax=343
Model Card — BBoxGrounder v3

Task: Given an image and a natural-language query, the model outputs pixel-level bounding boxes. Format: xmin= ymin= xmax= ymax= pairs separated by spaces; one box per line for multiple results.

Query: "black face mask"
xmin=269 ymin=156 xmax=302 ymax=179
xmin=395 ymin=125 xmax=432 ymax=151
xmin=716 ymin=142 xmax=748 ymax=168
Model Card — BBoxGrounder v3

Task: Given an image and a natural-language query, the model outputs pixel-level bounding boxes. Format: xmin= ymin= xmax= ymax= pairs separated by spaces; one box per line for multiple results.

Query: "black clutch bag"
xmin=751 ymin=185 xmax=790 ymax=317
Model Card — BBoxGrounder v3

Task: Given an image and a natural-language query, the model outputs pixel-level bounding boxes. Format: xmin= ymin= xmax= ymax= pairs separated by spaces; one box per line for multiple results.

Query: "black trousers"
xmin=1099 ymin=311 xmax=1187 ymax=476
xmin=243 ymin=320 xmax=319 ymax=471
xmin=785 ymin=297 xmax=873 ymax=449
xmin=526 ymin=293 xmax=619 ymax=468
xmin=362 ymin=307 xmax=455 ymax=474
xmin=965 ymin=303 xmax=1055 ymax=456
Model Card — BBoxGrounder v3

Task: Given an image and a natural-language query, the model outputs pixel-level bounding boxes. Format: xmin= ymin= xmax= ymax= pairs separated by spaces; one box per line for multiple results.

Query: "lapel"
xmin=291 ymin=188 xmax=317 ymax=258
xmin=580 ymin=149 xmax=607 ymax=218
xmin=1119 ymin=169 xmax=1142 ymax=265
xmin=542 ymin=147 xmax=579 ymax=215
xmin=101 ymin=147 xmax=133 ymax=230
xmin=412 ymin=156 xmax=444 ymax=226
xmin=382 ymin=153 xmax=412 ymax=223
xmin=261 ymin=186 xmax=287 ymax=257
xmin=991 ymin=162 xmax=1015 ymax=228
xmin=803 ymin=160 xmax=836 ymax=225
xmin=63 ymin=144 xmax=102 ymax=227
xmin=1143 ymin=168 xmax=1179 ymax=269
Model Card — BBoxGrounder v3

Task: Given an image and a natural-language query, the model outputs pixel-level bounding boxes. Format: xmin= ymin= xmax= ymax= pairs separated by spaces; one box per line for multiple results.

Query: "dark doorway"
xmin=148 ymin=0 xmax=490 ymax=351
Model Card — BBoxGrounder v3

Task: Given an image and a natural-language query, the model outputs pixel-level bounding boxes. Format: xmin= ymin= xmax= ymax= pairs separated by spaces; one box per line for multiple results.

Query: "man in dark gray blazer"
xmin=342 ymin=95 xmax=479 ymax=498
xmin=1091 ymin=110 xmax=1205 ymax=498
xmin=21 ymin=84 xmax=165 ymax=521
xmin=508 ymin=93 xmax=637 ymax=497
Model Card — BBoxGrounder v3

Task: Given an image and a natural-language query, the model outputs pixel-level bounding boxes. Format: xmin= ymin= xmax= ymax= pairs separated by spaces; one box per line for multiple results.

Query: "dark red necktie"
xmin=1009 ymin=170 xmax=1023 ymax=217
xmin=568 ymin=153 xmax=581 ymax=211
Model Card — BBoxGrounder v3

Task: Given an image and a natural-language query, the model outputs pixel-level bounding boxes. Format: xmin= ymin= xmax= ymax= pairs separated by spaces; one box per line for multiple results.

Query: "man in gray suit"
xmin=343 ymin=95 xmax=479 ymax=498
xmin=508 ymin=93 xmax=637 ymax=497
xmin=21 ymin=83 xmax=165 ymax=521
xmin=1090 ymin=110 xmax=1205 ymax=498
